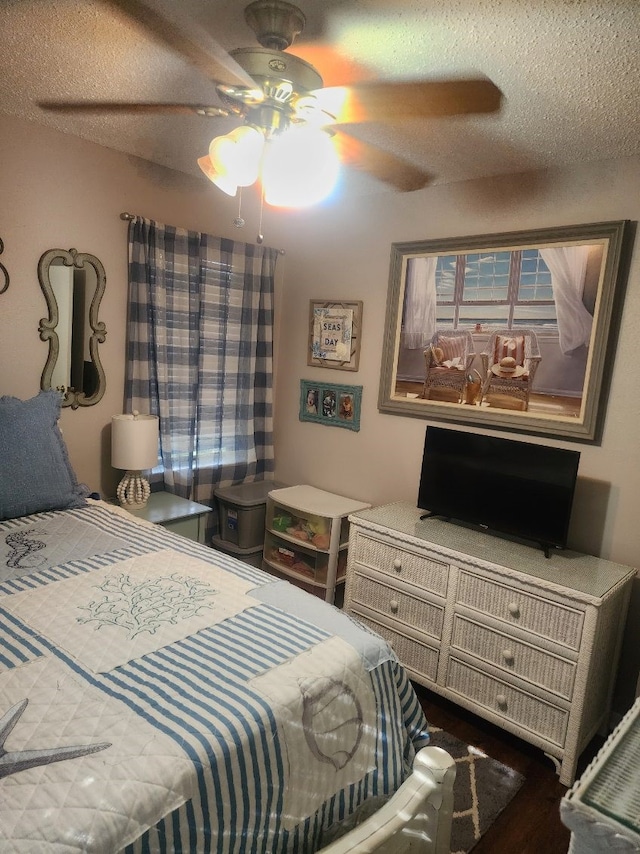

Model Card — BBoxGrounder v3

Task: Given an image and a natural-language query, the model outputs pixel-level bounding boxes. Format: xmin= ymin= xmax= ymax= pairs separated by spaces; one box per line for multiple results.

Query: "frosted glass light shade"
xmin=197 ymin=154 xmax=238 ymax=197
xmin=262 ymin=126 xmax=339 ymax=207
xmin=199 ymin=125 xmax=266 ymax=197
xmin=111 ymin=413 xmax=159 ymax=508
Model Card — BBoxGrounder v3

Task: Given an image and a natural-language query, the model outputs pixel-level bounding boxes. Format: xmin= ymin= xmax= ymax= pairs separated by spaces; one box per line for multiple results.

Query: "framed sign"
xmin=378 ymin=221 xmax=633 ymax=442
xmin=299 ymin=380 xmax=362 ymax=431
xmin=308 ymin=299 xmax=363 ymax=371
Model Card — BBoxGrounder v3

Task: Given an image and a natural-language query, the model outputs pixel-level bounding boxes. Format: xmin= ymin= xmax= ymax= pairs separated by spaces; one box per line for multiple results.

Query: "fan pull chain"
xmin=233 ymin=189 xmax=245 ymax=228
xmin=257 ymin=188 xmax=265 ymax=244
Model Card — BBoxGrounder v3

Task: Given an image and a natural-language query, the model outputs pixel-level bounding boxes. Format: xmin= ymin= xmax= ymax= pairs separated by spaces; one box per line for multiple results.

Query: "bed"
xmin=0 ymin=392 xmax=436 ymax=853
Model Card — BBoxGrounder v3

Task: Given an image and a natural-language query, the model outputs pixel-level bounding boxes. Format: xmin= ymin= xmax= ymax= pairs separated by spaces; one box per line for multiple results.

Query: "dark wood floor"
xmin=415 ymin=685 xmax=605 ymax=854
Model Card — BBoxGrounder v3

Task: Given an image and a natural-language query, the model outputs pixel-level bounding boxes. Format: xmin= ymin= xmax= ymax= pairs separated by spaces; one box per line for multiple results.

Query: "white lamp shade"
xmin=111 ymin=414 xmax=159 ymax=471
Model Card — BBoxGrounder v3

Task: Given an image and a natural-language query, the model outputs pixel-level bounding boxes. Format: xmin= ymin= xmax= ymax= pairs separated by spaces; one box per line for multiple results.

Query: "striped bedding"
xmin=0 ymin=500 xmax=429 ymax=853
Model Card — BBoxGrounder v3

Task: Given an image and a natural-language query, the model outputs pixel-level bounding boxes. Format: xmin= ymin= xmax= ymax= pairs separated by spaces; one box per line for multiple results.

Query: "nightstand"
xmin=125 ymin=491 xmax=212 ymax=543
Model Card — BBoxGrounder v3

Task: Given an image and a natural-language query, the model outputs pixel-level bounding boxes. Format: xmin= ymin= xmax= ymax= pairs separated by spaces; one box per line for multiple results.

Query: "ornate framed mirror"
xmin=38 ymin=248 xmax=107 ymax=409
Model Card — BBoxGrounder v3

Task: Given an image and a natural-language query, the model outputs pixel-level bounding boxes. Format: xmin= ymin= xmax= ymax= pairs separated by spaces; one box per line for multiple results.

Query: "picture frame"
xmin=378 ymin=221 xmax=633 ymax=443
xmin=308 ymin=299 xmax=363 ymax=371
xmin=300 ymin=380 xmax=362 ymax=431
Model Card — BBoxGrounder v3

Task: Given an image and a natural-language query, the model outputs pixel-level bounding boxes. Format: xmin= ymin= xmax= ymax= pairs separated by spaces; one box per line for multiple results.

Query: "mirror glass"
xmin=38 ymin=248 xmax=107 ymax=408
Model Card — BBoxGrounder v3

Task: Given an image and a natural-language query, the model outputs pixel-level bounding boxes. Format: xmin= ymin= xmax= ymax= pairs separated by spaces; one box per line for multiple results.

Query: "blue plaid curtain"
xmin=124 ymin=216 xmax=277 ymax=523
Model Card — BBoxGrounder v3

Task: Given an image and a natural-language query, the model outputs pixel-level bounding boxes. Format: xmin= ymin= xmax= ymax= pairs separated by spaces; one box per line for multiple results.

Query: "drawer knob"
xmin=390 ymin=599 xmax=399 ymax=613
xmin=496 ymin=694 xmax=508 ymax=708
xmin=392 ymin=558 xmax=402 ymax=573
xmin=502 ymin=648 xmax=515 ymax=664
xmin=507 ymin=602 xmax=520 ymax=618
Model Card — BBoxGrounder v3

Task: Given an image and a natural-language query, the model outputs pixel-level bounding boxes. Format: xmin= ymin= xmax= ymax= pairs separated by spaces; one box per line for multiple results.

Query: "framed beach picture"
xmin=378 ymin=221 xmax=633 ymax=442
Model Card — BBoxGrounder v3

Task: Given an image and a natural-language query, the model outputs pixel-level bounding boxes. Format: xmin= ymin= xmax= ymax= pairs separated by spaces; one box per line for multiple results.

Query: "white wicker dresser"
xmin=344 ymin=502 xmax=636 ymax=786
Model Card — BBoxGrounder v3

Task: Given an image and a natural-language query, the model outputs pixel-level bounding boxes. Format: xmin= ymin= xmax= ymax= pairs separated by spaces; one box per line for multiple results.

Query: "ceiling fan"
xmin=39 ymin=0 xmax=503 ymax=200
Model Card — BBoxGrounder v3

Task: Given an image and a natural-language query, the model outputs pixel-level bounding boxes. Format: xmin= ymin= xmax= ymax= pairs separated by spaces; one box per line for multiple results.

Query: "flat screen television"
xmin=417 ymin=427 xmax=581 ymax=556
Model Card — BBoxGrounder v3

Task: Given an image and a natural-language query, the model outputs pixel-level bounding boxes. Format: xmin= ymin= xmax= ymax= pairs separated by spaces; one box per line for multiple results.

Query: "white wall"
xmin=265 ymin=162 xmax=640 ymax=568
xmin=263 ymin=159 xmax=640 ymax=713
xmin=0 ymin=114 xmax=291 ymax=497
xmin=1 ymin=113 xmax=638 ymax=711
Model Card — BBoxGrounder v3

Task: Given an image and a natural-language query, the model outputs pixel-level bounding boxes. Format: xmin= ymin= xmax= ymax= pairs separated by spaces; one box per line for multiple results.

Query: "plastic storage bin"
xmin=262 ymin=485 xmax=370 ymax=604
xmin=263 ymin=531 xmax=348 ymax=584
xmin=211 ymin=535 xmax=264 ymax=568
xmin=215 ymin=480 xmax=286 ymax=549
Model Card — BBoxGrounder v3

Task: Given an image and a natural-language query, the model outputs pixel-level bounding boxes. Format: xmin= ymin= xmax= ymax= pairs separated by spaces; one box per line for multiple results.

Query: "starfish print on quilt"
xmin=0 ymin=698 xmax=111 ymax=779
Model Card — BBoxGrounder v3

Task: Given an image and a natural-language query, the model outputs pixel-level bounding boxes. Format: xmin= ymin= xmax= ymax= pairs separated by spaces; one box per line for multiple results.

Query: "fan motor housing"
xmin=230 ymin=47 xmax=323 ymax=100
xmin=218 ymin=47 xmax=324 ymax=137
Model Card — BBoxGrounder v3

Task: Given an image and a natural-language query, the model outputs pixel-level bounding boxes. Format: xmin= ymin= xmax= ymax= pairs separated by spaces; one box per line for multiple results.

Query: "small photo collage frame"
xmin=299 ymin=380 xmax=362 ymax=431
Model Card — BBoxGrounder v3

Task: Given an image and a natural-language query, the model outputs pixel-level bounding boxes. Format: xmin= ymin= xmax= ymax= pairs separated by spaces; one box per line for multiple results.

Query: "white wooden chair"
xmin=318 ymin=746 xmax=456 ymax=854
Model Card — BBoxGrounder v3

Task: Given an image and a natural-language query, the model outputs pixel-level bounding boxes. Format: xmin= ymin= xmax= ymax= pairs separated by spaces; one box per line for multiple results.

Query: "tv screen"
xmin=417 ymin=427 xmax=581 ymax=554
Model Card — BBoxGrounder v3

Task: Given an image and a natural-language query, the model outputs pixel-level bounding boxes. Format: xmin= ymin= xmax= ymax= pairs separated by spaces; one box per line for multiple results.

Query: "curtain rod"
xmin=119 ymin=211 xmax=285 ymax=254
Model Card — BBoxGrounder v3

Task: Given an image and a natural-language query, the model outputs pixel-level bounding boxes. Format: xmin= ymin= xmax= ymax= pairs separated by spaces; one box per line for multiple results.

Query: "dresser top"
xmin=350 ymin=502 xmax=635 ymax=598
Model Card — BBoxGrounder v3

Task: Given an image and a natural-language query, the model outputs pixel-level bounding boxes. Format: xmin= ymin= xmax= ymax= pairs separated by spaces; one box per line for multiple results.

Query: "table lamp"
xmin=111 ymin=411 xmax=159 ymax=508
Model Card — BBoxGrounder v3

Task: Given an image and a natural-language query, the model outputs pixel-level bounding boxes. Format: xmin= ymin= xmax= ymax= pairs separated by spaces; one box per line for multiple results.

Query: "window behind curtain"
xmin=124 ymin=216 xmax=277 ymax=528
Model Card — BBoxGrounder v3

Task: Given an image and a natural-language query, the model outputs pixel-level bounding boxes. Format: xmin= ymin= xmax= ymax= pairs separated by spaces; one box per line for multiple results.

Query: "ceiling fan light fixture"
xmin=197 ymin=154 xmax=239 ymax=196
xmin=205 ymin=125 xmax=266 ymax=195
xmin=293 ymin=94 xmax=335 ymax=128
xmin=262 ymin=125 xmax=340 ymax=208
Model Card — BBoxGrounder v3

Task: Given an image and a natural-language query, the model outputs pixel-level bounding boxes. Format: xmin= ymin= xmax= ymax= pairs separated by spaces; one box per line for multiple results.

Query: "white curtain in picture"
xmin=402 ymin=256 xmax=437 ymax=349
xmin=540 ymin=246 xmax=593 ymax=354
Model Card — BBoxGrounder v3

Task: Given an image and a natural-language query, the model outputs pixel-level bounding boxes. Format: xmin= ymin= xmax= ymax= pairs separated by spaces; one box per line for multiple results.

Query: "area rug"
xmin=428 ymin=725 xmax=526 ymax=854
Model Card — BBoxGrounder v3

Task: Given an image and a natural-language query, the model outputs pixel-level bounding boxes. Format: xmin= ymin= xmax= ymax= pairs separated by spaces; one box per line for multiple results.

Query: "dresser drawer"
xmin=352 ymin=611 xmax=440 ymax=683
xmin=446 ymin=657 xmax=568 ymax=747
xmin=351 ymin=571 xmax=445 ymax=640
xmin=456 ymin=571 xmax=584 ymax=650
xmin=352 ymin=533 xmax=449 ymax=596
xmin=451 ymin=615 xmax=576 ymax=700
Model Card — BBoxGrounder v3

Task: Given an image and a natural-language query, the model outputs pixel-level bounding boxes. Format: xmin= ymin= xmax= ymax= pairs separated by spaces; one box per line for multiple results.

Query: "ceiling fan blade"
xmin=334 ymin=130 xmax=433 ymax=192
xmin=102 ymin=0 xmax=258 ymax=90
xmin=38 ymin=101 xmax=230 ymax=117
xmin=313 ymin=78 xmax=503 ymax=125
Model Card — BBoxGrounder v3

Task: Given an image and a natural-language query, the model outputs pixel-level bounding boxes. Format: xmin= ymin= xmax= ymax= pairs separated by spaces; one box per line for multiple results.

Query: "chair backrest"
xmin=483 ymin=328 xmax=540 ymax=370
xmin=430 ymin=330 xmax=475 ymax=368
xmin=318 ymin=746 xmax=456 ymax=854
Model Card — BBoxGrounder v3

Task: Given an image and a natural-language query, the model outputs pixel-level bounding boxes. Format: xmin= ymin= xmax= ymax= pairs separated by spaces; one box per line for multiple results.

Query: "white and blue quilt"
xmin=0 ymin=500 xmax=429 ymax=853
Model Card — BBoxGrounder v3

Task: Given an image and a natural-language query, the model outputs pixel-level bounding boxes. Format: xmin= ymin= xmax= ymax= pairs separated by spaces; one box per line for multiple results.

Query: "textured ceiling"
xmin=1 ymin=0 xmax=639 ymax=197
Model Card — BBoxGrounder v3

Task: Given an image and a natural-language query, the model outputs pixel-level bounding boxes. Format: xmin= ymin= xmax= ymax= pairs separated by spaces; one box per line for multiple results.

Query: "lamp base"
xmin=117 ymin=471 xmax=151 ymax=509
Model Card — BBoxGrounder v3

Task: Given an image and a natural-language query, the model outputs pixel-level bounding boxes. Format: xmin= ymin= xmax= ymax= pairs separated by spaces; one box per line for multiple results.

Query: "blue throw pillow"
xmin=0 ymin=390 xmax=89 ymax=520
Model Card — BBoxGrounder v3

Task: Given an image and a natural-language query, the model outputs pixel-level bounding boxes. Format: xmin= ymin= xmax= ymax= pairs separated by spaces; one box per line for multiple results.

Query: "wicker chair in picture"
xmin=423 ymin=330 xmax=476 ymax=403
xmin=480 ymin=328 xmax=542 ymax=411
